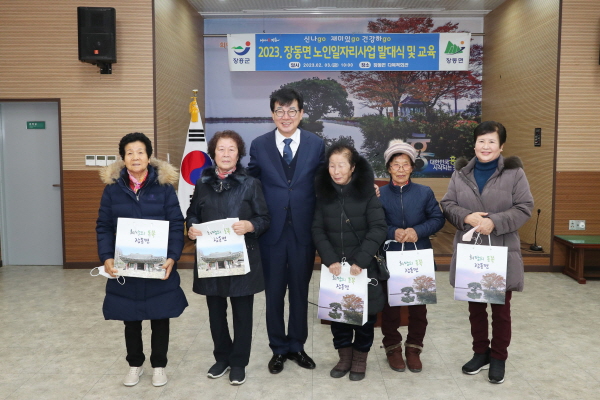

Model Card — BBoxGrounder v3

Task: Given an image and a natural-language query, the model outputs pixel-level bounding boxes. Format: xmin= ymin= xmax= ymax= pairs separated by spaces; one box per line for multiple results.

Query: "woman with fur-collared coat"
xmin=96 ymin=132 xmax=187 ymax=388
xmin=312 ymin=142 xmax=387 ymax=382
xmin=440 ymin=121 xmax=533 ymax=385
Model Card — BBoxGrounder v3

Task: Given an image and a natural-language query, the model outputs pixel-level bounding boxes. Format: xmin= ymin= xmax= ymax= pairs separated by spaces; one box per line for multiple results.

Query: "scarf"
xmin=216 ymin=166 xmax=236 ymax=180
xmin=127 ymin=170 xmax=148 ymax=193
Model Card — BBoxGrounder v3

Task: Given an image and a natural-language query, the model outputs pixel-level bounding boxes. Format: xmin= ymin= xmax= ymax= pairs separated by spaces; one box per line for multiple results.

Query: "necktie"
xmin=283 ymin=138 xmax=293 ymax=164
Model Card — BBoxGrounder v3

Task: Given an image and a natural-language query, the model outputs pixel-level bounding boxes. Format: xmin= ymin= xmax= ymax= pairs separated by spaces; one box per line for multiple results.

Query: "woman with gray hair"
xmin=378 ymin=139 xmax=445 ymax=373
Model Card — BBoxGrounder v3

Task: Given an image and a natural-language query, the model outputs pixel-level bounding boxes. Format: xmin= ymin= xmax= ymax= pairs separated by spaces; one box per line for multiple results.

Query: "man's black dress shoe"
xmin=286 ymin=351 xmax=316 ymax=369
xmin=268 ymin=354 xmax=286 ymax=374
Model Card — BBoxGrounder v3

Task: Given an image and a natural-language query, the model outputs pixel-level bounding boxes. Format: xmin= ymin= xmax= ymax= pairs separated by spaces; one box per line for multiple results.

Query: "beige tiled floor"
xmin=1 ymin=266 xmax=599 ymax=399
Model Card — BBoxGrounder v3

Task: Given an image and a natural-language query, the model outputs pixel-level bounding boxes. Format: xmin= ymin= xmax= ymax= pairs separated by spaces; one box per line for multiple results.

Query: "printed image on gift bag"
xmin=115 ymin=218 xmax=169 ymax=279
xmin=454 ymin=235 xmax=508 ymax=305
xmin=386 ymin=242 xmax=437 ymax=306
xmin=194 ymin=218 xmax=250 ymax=278
xmin=318 ymin=262 xmax=368 ymax=326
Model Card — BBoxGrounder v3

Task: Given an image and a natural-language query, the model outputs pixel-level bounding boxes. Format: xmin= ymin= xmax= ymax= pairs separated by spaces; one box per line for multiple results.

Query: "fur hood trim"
xmin=200 ymin=164 xmax=248 ymax=184
xmin=99 ymin=158 xmax=179 ymax=185
xmin=315 ymin=155 xmax=375 ymax=201
xmin=503 ymin=156 xmax=524 ymax=170
xmin=454 ymin=157 xmax=470 ymax=171
xmin=455 ymin=155 xmax=524 ymax=172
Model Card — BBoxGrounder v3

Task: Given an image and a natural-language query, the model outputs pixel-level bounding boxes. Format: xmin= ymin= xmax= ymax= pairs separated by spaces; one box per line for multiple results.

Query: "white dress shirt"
xmin=275 ymin=129 xmax=300 ymax=159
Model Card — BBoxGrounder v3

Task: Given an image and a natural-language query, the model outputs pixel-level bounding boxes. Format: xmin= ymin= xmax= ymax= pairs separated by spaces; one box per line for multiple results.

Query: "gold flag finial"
xmin=189 ymin=89 xmax=199 ymax=123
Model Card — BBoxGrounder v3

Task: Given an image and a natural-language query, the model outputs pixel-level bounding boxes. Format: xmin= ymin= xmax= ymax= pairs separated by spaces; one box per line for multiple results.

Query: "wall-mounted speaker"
xmin=77 ymin=7 xmax=116 ymax=73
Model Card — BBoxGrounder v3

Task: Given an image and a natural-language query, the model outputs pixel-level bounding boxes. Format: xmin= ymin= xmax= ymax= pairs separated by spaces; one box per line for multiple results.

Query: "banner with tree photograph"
xmin=205 ymin=16 xmax=482 ymax=177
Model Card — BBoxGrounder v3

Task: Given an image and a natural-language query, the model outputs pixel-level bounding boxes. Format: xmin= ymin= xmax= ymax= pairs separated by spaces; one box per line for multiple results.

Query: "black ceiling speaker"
xmin=77 ymin=7 xmax=116 ymax=74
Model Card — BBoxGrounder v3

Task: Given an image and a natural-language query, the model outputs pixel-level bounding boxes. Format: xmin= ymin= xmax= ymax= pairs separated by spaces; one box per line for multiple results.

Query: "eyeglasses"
xmin=274 ymin=109 xmax=298 ymax=118
xmin=389 ymin=163 xmax=411 ymax=171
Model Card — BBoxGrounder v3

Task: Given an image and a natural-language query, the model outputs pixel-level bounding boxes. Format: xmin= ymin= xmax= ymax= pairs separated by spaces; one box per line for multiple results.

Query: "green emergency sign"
xmin=27 ymin=121 xmax=46 ymax=129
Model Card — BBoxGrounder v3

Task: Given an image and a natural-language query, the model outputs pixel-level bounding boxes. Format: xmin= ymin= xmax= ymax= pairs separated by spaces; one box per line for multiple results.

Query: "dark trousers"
xmin=468 ymin=291 xmax=512 ymax=360
xmin=124 ymin=319 xmax=169 ymax=368
xmin=206 ymin=294 xmax=254 ymax=367
xmin=261 ymin=226 xmax=314 ymax=354
xmin=381 ymin=280 xmax=428 ymax=348
xmin=331 ymin=314 xmax=377 ymax=353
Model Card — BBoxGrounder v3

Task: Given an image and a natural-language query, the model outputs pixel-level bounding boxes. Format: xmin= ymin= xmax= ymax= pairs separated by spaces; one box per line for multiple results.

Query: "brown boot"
xmin=330 ymin=347 xmax=352 ymax=378
xmin=349 ymin=349 xmax=368 ymax=381
xmin=384 ymin=344 xmax=406 ymax=372
xmin=405 ymin=343 xmax=423 ymax=372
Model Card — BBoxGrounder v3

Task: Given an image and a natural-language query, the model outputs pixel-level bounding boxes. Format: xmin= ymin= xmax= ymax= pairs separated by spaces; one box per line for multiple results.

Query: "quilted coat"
xmin=96 ymin=158 xmax=188 ymax=321
xmin=379 ymin=180 xmax=445 ymax=252
xmin=440 ymin=155 xmax=534 ymax=291
xmin=186 ymin=166 xmax=270 ymax=297
xmin=312 ymin=156 xmax=387 ymax=314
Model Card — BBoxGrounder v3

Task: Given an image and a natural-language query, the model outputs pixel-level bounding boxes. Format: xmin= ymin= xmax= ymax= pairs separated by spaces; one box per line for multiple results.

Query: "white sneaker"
xmin=152 ymin=367 xmax=168 ymax=387
xmin=123 ymin=366 xmax=143 ymax=386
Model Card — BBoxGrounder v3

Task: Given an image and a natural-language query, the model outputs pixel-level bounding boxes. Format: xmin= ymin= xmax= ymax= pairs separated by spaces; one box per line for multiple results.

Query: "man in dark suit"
xmin=248 ymin=88 xmax=325 ymax=374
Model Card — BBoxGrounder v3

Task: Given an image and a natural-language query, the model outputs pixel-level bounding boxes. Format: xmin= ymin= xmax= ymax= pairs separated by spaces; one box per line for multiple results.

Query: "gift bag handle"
xmin=473 ymin=232 xmax=492 ymax=247
xmin=383 ymin=240 xmax=417 ymax=252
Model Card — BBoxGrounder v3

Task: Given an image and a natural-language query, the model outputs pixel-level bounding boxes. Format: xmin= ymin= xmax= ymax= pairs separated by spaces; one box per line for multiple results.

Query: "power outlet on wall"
xmin=569 ymin=220 xmax=586 ymax=230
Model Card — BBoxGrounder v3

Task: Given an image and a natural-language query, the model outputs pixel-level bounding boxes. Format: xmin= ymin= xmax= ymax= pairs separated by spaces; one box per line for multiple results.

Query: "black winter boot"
xmin=462 ymin=348 xmax=490 ymax=375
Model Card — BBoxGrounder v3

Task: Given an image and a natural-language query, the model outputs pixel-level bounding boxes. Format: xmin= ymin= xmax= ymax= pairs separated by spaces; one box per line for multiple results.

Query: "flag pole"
xmin=177 ymin=90 xmax=212 ymax=217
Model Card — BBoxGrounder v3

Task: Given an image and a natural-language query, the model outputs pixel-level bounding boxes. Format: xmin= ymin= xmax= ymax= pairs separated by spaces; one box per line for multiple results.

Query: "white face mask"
xmin=462 ymin=226 xmax=480 ymax=242
xmin=90 ymin=266 xmax=125 ymax=285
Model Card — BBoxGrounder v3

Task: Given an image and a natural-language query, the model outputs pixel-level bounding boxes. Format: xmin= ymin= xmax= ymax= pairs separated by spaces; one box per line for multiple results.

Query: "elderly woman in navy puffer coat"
xmin=378 ymin=139 xmax=445 ymax=374
xmin=97 ymin=132 xmax=187 ymax=388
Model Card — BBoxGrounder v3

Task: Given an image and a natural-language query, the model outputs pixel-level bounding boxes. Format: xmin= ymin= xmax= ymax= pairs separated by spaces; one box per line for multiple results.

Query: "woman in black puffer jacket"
xmin=312 ymin=142 xmax=387 ymax=381
xmin=186 ymin=130 xmax=270 ymax=386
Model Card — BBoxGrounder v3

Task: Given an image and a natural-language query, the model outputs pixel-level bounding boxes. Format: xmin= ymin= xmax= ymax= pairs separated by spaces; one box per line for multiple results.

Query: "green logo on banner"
xmin=444 ymin=41 xmax=465 ymax=55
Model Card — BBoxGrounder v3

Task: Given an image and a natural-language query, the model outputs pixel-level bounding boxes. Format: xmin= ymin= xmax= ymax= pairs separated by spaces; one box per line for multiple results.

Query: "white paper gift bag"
xmin=318 ymin=262 xmax=368 ymax=326
xmin=194 ymin=218 xmax=250 ymax=278
xmin=454 ymin=234 xmax=508 ymax=305
xmin=386 ymin=242 xmax=437 ymax=306
xmin=114 ymin=217 xmax=169 ymax=279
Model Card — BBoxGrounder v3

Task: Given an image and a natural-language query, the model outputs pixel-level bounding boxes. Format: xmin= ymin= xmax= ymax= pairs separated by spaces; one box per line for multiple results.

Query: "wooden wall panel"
xmin=155 ymin=0 xmax=205 ymax=168
xmin=552 ymin=171 xmax=600 ymax=267
xmin=62 ymin=171 xmax=106 ymax=267
xmin=0 ymin=1 xmax=155 ymax=170
xmin=482 ymin=0 xmax=559 ymax=254
xmin=557 ymin=0 xmax=600 ymax=171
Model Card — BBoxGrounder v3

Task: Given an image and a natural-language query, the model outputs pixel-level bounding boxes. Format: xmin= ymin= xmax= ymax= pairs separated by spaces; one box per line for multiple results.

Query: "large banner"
xmin=206 ymin=17 xmax=483 ymax=177
xmin=228 ymin=33 xmax=471 ymax=72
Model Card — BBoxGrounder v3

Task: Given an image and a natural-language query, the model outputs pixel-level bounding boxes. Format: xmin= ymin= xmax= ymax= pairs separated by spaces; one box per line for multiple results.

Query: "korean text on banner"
xmin=318 ymin=263 xmax=368 ymax=326
xmin=454 ymin=236 xmax=508 ymax=305
xmin=227 ymin=33 xmax=471 ymax=72
xmin=386 ymin=244 xmax=437 ymax=306
xmin=194 ymin=218 xmax=250 ymax=278
xmin=114 ymin=218 xmax=170 ymax=279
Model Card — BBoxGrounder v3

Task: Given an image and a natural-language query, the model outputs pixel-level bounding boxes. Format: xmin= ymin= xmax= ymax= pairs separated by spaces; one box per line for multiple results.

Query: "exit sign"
xmin=27 ymin=121 xmax=46 ymax=129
